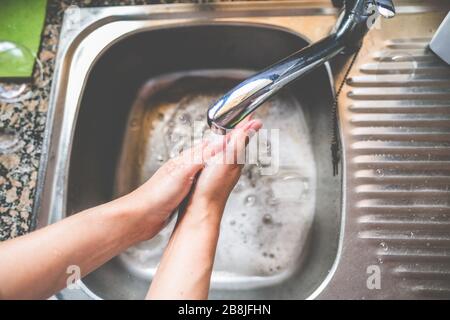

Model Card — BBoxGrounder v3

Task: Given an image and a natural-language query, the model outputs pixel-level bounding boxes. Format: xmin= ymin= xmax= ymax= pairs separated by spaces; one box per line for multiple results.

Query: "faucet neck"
xmin=334 ymin=0 xmax=372 ymax=54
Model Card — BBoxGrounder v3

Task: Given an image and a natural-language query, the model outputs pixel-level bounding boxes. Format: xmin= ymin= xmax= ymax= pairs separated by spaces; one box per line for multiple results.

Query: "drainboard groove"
xmin=373 ymin=55 xmax=440 ymax=63
xmin=393 ymin=265 xmax=450 ymax=279
xmin=356 ymin=184 xmax=450 ymax=193
xmin=349 ymin=101 xmax=450 ymax=113
xmin=352 ymin=159 xmax=450 ymax=169
xmin=359 ymin=231 xmax=450 ymax=244
xmin=385 ymin=43 xmax=431 ymax=50
xmin=351 ymin=132 xmax=450 ymax=142
xmin=347 ymin=75 xmax=450 ymax=87
xmin=385 ymin=38 xmax=431 ymax=50
xmin=404 ymin=284 xmax=450 ymax=298
xmin=351 ymin=145 xmax=450 ymax=156
xmin=355 ymin=205 xmax=450 ymax=216
xmin=354 ymin=179 xmax=450 ymax=187
xmin=354 ymin=190 xmax=450 ymax=200
xmin=386 ymin=38 xmax=432 ymax=44
xmin=359 ymin=66 xmax=450 ymax=77
xmin=349 ymin=88 xmax=450 ymax=100
xmin=350 ymin=115 xmax=450 ymax=127
xmin=354 ymin=172 xmax=450 ymax=183
xmin=359 ymin=218 xmax=450 ymax=230
xmin=373 ymin=49 xmax=435 ymax=60
xmin=355 ymin=203 xmax=450 ymax=212
xmin=377 ymin=249 xmax=450 ymax=262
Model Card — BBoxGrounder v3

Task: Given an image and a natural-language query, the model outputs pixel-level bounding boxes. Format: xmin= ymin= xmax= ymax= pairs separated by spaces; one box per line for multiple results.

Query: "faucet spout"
xmin=207 ymin=0 xmax=395 ymax=134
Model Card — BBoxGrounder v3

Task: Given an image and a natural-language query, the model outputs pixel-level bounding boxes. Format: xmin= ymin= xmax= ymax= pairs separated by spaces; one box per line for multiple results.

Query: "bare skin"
xmin=0 ymin=118 xmax=262 ymax=300
xmin=147 ymin=119 xmax=262 ymax=299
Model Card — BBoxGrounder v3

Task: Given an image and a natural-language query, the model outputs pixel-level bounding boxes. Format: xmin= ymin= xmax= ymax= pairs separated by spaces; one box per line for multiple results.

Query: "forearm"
xmin=147 ymin=200 xmax=224 ymax=300
xmin=0 ymin=197 xmax=162 ymax=300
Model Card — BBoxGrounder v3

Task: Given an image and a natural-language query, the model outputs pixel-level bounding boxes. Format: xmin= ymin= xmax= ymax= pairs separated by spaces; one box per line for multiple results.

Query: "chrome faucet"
xmin=207 ymin=0 xmax=395 ymax=134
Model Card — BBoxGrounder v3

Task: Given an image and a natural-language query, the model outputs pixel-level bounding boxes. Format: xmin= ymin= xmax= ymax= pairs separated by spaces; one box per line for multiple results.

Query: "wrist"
xmin=183 ymin=196 xmax=225 ymax=228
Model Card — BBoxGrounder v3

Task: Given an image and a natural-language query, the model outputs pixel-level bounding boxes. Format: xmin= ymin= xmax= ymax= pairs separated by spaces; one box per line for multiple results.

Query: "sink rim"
xmin=34 ymin=2 xmax=450 ymax=300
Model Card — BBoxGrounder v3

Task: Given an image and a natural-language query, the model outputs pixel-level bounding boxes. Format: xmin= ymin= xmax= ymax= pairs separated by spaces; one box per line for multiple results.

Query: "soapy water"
xmin=118 ymin=75 xmax=316 ymax=288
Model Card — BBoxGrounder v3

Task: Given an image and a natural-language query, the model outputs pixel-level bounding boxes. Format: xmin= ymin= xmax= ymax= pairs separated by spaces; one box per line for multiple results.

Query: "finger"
xmin=163 ymin=141 xmax=208 ymax=181
xmin=202 ymin=134 xmax=227 ymax=162
xmin=179 ymin=140 xmax=208 ymax=167
xmin=235 ymin=114 xmax=254 ymax=129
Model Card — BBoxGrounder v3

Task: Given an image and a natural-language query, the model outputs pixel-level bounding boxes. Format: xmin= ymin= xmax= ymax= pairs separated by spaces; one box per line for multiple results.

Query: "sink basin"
xmin=66 ymin=24 xmax=339 ymax=299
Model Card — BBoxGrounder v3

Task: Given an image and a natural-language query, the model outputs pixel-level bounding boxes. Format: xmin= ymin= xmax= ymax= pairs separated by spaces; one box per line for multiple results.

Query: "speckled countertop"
xmin=0 ymin=0 xmax=234 ymax=240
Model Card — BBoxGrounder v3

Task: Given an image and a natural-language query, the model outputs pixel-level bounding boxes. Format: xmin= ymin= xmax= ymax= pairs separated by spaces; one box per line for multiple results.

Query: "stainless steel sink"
xmin=35 ymin=1 xmax=450 ymax=299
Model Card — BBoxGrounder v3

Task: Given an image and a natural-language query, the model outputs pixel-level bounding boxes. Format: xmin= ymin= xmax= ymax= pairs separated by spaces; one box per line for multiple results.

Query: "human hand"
xmin=115 ymin=117 xmax=261 ymax=240
xmin=114 ymin=143 xmax=205 ymax=238
xmin=146 ymin=118 xmax=262 ymax=300
xmin=185 ymin=119 xmax=263 ymax=217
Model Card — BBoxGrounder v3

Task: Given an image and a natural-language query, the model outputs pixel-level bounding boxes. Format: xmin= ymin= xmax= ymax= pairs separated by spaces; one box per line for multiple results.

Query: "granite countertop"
xmin=0 ymin=0 xmax=220 ymax=240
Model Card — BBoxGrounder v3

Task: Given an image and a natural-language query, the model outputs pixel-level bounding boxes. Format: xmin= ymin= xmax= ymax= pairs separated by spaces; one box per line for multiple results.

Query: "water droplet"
xmin=0 ymin=130 xmax=20 ymax=154
xmin=375 ymin=168 xmax=384 ymax=177
xmin=262 ymin=214 xmax=273 ymax=224
xmin=169 ymin=150 xmax=179 ymax=159
xmin=266 ymin=195 xmax=279 ymax=206
xmin=244 ymin=194 xmax=256 ymax=207
xmin=156 ymin=154 xmax=164 ymax=163
xmin=167 ymin=120 xmax=175 ymax=129
xmin=233 ymin=180 xmax=246 ymax=193
xmin=179 ymin=113 xmax=191 ymax=125
xmin=130 ymin=118 xmax=139 ymax=129
xmin=171 ymin=133 xmax=180 ymax=142
xmin=379 ymin=242 xmax=388 ymax=251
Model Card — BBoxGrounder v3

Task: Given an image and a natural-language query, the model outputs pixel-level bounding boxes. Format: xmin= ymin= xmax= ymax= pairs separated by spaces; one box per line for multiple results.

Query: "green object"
xmin=0 ymin=0 xmax=47 ymax=79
